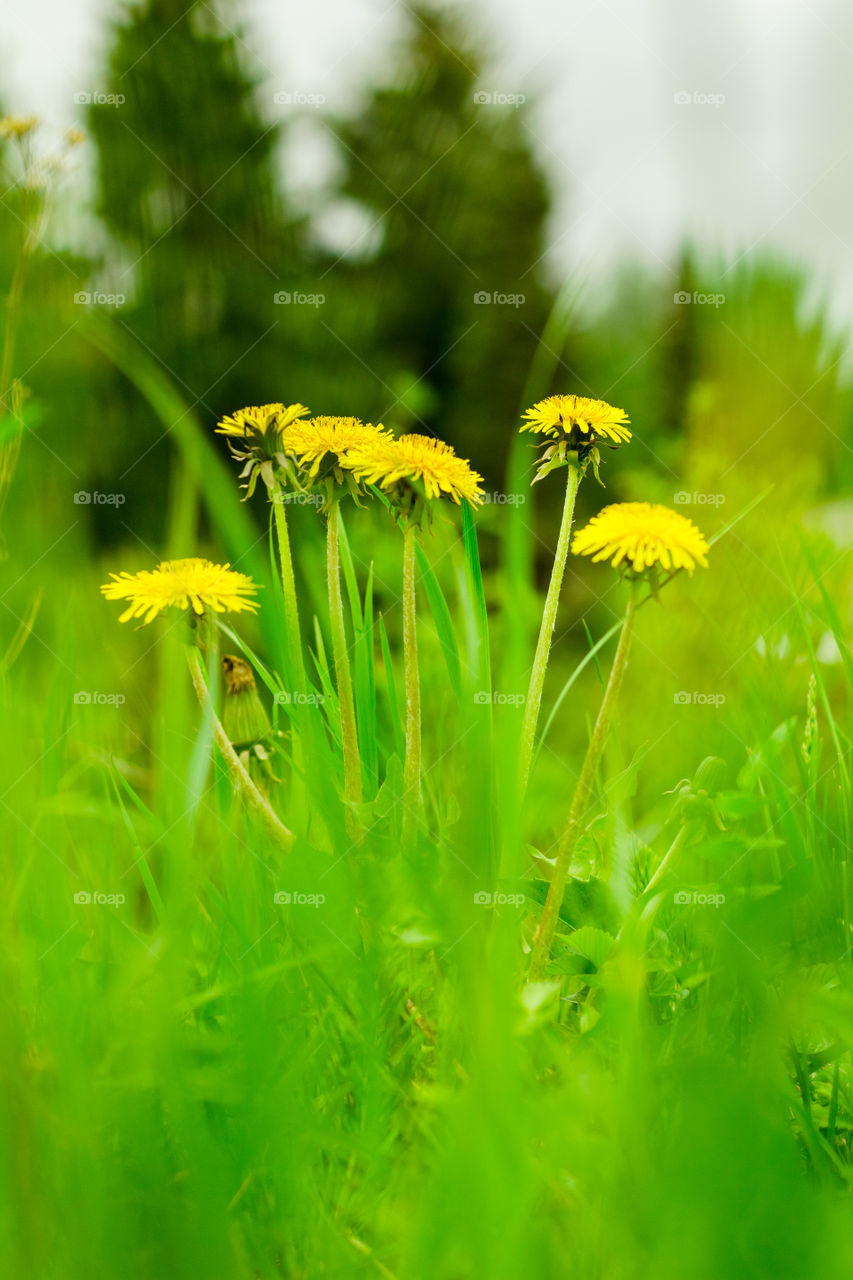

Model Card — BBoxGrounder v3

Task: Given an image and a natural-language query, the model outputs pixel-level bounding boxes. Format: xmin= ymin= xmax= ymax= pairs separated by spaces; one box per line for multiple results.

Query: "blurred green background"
xmin=3 ymin=0 xmax=851 ymax=796
xmin=2 ymin=2 xmax=853 ymax=1278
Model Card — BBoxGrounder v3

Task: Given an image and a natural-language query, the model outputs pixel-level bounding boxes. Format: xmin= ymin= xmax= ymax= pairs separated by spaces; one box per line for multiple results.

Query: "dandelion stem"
xmin=270 ymin=481 xmax=305 ymax=688
xmin=528 ymin=587 xmax=637 ymax=982
xmin=402 ymin=520 xmax=421 ymax=846
xmin=186 ymin=644 xmax=294 ymax=853
xmin=270 ymin=478 xmax=308 ymax=781
xmin=326 ymin=499 xmax=362 ymax=814
xmin=519 ymin=462 xmax=581 ymax=793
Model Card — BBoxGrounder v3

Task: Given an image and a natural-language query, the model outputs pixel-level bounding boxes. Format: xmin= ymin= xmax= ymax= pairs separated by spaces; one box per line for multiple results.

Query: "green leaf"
xmin=566 ymin=926 xmax=616 ymax=968
xmin=416 ymin=544 xmax=462 ymax=696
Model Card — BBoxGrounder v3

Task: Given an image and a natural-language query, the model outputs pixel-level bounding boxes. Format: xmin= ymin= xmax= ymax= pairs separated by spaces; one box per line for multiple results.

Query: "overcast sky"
xmin=3 ymin=0 xmax=853 ymax=330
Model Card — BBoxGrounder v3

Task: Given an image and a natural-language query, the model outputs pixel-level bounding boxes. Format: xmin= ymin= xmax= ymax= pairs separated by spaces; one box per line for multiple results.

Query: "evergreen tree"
xmin=322 ymin=4 xmax=554 ymax=479
xmin=87 ymin=0 xmax=307 ymax=520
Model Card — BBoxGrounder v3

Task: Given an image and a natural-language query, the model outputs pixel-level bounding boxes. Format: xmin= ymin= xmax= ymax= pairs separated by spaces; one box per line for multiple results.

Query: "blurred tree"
xmin=87 ymin=0 xmax=309 ymax=530
xmin=0 ymin=118 xmax=92 ymax=561
xmin=319 ymin=4 xmax=554 ymax=481
xmin=683 ymin=258 xmax=845 ymax=507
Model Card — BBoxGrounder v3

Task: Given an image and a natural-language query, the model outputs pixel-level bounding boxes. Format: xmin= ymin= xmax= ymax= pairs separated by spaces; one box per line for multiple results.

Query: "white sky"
xmin=3 ymin=0 xmax=853 ymax=330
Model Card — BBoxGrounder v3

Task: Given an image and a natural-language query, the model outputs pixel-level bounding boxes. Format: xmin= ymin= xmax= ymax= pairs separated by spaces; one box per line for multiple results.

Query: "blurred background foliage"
xmin=3 ymin=5 xmax=853 ymax=1274
xmin=1 ymin=0 xmax=851 ymax=803
xmin=4 ymin=0 xmax=851 ymax=524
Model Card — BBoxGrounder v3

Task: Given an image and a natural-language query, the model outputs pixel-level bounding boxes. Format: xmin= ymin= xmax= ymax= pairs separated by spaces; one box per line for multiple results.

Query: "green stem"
xmin=270 ymin=482 xmax=305 ymax=685
xmin=270 ymin=478 xmax=307 ymax=776
xmin=519 ymin=463 xmax=581 ymax=793
xmin=186 ymin=645 xmax=294 ymax=853
xmin=402 ymin=521 xmax=421 ymax=846
xmin=528 ymin=588 xmax=637 ymax=982
xmin=327 ymin=500 xmax=362 ymax=813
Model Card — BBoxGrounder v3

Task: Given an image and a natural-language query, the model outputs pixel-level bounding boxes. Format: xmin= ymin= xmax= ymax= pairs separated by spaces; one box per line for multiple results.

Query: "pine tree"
xmin=322 ymin=4 xmax=554 ymax=479
xmin=87 ymin=0 xmax=307 ymax=518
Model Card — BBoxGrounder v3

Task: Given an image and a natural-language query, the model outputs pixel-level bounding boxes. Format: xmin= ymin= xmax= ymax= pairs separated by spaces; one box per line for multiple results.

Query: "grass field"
xmin=3 ymin=109 xmax=853 ymax=1280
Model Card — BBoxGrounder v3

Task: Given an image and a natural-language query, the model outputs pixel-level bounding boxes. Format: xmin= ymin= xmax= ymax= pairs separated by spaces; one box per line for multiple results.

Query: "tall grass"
xmin=2 ymin=280 xmax=853 ymax=1280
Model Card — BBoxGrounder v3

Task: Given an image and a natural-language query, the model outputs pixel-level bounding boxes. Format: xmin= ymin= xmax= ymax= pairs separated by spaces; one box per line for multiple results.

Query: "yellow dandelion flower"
xmin=101 ymin=557 xmax=260 ymax=625
xmin=280 ymin=416 xmax=390 ymax=478
xmin=345 ymin=433 xmax=485 ymax=506
xmin=216 ymin=402 xmax=309 ymax=439
xmin=572 ymin=502 xmax=709 ymax=574
xmin=521 ymin=394 xmax=631 ymax=446
xmin=64 ymin=127 xmax=87 ymax=147
xmin=0 ymin=116 xmax=39 ymax=141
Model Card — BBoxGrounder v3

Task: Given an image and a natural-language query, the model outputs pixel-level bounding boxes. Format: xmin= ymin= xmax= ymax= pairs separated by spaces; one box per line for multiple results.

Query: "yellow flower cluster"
xmin=518 ymin=391 xmax=709 ymax=576
xmin=217 ymin=404 xmax=484 ymax=508
xmin=216 ymin=402 xmax=309 ymax=439
xmin=521 ymin=394 xmax=631 ymax=446
xmin=103 ymin=388 xmax=712 ymax=630
xmin=101 ymin=558 xmax=259 ymax=625
xmin=280 ymin=416 xmax=389 ymax=478
xmin=572 ymin=502 xmax=710 ymax=574
xmin=0 ymin=116 xmax=39 ymax=141
xmin=345 ymin=432 xmax=485 ymax=506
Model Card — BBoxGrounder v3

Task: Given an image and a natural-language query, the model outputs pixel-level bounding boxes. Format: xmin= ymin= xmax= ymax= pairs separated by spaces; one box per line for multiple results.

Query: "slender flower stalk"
xmin=517 ymin=394 xmax=631 ymax=794
xmin=270 ymin=479 xmax=307 ymax=695
xmin=518 ymin=462 xmax=580 ymax=792
xmin=264 ymin=491 xmax=308 ymax=807
xmin=186 ymin=644 xmax=293 ymax=853
xmin=100 ymin=558 xmax=290 ymax=846
xmin=528 ymin=588 xmax=637 ymax=982
xmin=527 ymin=501 xmax=709 ymax=980
xmin=401 ymin=520 xmax=421 ymax=846
xmin=326 ymin=498 xmax=362 ymax=814
xmin=344 ymin=431 xmax=484 ymax=844
xmin=276 ymin=415 xmax=390 ymax=822
xmin=216 ymin=403 xmax=313 ymax=772
xmin=214 ymin=406 xmax=311 ymax=682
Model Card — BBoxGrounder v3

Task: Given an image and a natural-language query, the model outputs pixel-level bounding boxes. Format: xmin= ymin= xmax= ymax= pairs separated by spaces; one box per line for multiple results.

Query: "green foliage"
xmin=320 ymin=4 xmax=553 ymax=472
xmin=84 ymin=0 xmax=309 ymax=530
xmin=3 ymin=7 xmax=853 ymax=1278
xmin=4 ymin=368 xmax=853 ymax=1274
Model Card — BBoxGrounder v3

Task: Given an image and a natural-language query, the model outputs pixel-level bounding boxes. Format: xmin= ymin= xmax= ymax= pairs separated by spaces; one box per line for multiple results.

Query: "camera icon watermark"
xmin=73 ymin=90 xmax=125 ymax=107
xmin=273 ymin=491 xmax=323 ymax=506
xmin=481 ymin=491 xmax=526 ymax=506
xmin=673 ymin=290 xmax=725 ymax=307
xmin=473 ymin=90 xmax=526 ymax=108
xmin=273 ymin=890 xmax=326 ymax=906
xmin=273 ymin=290 xmax=325 ymax=307
xmin=674 ymin=691 xmax=726 ymax=708
xmin=473 ymin=890 xmax=526 ymax=906
xmin=74 ymin=490 xmax=125 ymax=506
xmin=673 ymin=890 xmax=725 ymax=907
xmin=273 ymin=90 xmax=326 ymax=108
xmin=473 ymin=290 xmax=525 ymax=307
xmin=673 ymin=90 xmax=725 ymax=108
xmin=74 ymin=291 xmax=125 ymax=308
xmin=73 ymin=890 xmax=127 ymax=906
xmin=473 ymin=691 xmax=525 ymax=707
xmin=274 ymin=690 xmax=325 ymax=706
xmin=673 ymin=491 xmax=725 ymax=507
xmin=74 ymin=691 xmax=126 ymax=707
